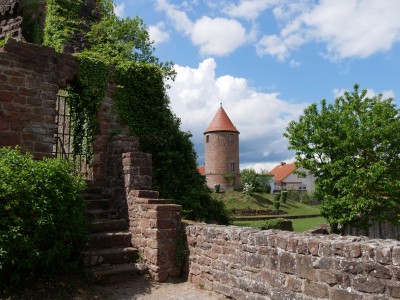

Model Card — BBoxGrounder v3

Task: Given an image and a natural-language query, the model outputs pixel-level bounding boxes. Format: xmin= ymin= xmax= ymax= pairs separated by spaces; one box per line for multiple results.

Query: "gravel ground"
xmin=1 ymin=275 xmax=226 ymax=300
xmin=88 ymin=276 xmax=225 ymax=300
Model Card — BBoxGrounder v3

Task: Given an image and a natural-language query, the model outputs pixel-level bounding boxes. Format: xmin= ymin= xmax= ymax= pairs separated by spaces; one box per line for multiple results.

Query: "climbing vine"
xmin=66 ymin=55 xmax=109 ymax=160
xmin=41 ymin=0 xmax=228 ymax=223
xmin=43 ymin=0 xmax=83 ymax=52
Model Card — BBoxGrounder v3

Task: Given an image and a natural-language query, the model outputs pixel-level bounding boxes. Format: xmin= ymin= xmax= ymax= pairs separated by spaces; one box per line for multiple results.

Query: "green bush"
xmin=274 ymin=192 xmax=281 ymax=202
xmin=176 ymin=188 xmax=229 ymax=225
xmin=260 ymin=218 xmax=293 ymax=231
xmin=0 ymin=148 xmax=87 ymax=290
xmin=273 ymin=201 xmax=280 ymax=210
xmin=281 ymin=191 xmax=288 ymax=203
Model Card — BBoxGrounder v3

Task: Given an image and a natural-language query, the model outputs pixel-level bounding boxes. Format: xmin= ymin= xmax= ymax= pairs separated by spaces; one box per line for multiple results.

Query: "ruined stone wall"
xmin=0 ymin=38 xmax=77 ymax=158
xmin=186 ymin=224 xmax=400 ymax=299
xmin=0 ymin=0 xmax=23 ymax=40
xmin=123 ymin=152 xmax=182 ymax=281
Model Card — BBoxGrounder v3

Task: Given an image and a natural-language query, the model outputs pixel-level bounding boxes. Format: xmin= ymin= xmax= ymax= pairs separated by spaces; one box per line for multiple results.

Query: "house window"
xmin=228 ymin=133 xmax=234 ymax=142
xmin=206 ymin=135 xmax=209 ymax=143
xmin=230 ymin=162 xmax=235 ymax=172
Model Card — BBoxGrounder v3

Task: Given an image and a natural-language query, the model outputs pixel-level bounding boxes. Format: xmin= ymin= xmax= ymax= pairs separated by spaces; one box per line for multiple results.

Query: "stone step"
xmin=89 ymin=231 xmax=131 ymax=249
xmin=85 ymin=263 xmax=147 ymax=284
xmin=129 ymin=190 xmax=159 ymax=198
xmin=86 ymin=208 xmax=119 ymax=220
xmin=85 ymin=199 xmax=111 ymax=210
xmin=90 ymin=218 xmax=128 ymax=233
xmin=82 ymin=247 xmax=138 ymax=267
xmin=83 ymin=193 xmax=106 ymax=200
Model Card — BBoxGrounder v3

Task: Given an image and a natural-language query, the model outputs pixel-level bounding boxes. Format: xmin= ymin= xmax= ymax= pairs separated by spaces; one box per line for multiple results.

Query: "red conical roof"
xmin=204 ymin=106 xmax=239 ymax=134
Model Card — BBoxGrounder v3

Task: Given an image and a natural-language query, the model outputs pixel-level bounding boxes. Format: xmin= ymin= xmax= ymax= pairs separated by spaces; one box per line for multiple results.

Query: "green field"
xmin=212 ymin=190 xmax=325 ymax=232
xmin=233 ymin=217 xmax=327 ymax=232
xmin=213 ymin=190 xmax=320 ymax=216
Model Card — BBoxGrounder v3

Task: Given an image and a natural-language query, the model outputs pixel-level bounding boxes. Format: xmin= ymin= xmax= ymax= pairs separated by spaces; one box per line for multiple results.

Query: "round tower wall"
xmin=204 ymin=131 xmax=240 ymax=190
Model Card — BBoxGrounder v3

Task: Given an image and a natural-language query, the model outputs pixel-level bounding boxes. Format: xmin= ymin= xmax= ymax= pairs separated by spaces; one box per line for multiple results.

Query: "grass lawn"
xmin=232 ymin=216 xmax=327 ymax=232
xmin=213 ymin=190 xmax=320 ymax=216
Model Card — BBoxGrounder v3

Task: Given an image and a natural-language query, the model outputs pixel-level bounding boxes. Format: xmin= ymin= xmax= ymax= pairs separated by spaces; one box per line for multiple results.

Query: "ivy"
xmin=66 ymin=55 xmax=109 ymax=161
xmin=43 ymin=0 xmax=83 ymax=52
xmin=41 ymin=0 xmax=228 ymax=223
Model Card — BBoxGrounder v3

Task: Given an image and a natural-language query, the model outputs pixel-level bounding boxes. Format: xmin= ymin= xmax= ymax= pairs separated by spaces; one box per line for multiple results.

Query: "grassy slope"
xmin=213 ymin=190 xmax=325 ymax=232
xmin=212 ymin=190 xmax=320 ymax=216
xmin=232 ymin=217 xmax=327 ymax=232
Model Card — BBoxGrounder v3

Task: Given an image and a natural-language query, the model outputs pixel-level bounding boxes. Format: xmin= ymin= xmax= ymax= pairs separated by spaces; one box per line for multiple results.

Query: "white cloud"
xmin=303 ymin=0 xmax=400 ymax=60
xmin=148 ymin=22 xmax=170 ymax=45
xmin=114 ymin=2 xmax=125 ymax=18
xmin=256 ymin=35 xmax=291 ymax=61
xmin=224 ymin=0 xmax=278 ymax=20
xmin=156 ymin=0 xmax=193 ymax=36
xmin=192 ymin=17 xmax=247 ymax=56
xmin=167 ymin=58 xmax=307 ymax=165
xmin=156 ymin=0 xmax=249 ymax=56
xmin=258 ymin=0 xmax=400 ymax=61
xmin=289 ymin=59 xmax=301 ymax=68
xmin=333 ymin=87 xmax=395 ymax=99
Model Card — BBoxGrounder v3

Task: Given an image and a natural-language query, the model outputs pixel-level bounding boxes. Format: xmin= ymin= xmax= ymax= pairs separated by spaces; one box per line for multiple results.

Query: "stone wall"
xmin=0 ymin=38 xmax=77 ymax=158
xmin=0 ymin=0 xmax=23 ymax=40
xmin=186 ymin=224 xmax=400 ymax=299
xmin=123 ymin=152 xmax=182 ymax=281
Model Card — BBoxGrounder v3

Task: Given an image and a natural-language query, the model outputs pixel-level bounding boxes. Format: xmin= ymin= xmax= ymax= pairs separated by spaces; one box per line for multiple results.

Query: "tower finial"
xmin=220 ymin=101 xmax=222 ymax=107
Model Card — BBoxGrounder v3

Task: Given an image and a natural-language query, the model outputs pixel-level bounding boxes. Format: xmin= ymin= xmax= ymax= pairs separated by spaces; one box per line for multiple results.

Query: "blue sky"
xmin=114 ymin=0 xmax=400 ymax=171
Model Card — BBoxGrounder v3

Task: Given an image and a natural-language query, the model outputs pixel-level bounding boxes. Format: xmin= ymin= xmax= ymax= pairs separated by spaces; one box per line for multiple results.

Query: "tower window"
xmin=206 ymin=135 xmax=209 ymax=143
xmin=228 ymin=133 xmax=234 ymax=142
xmin=230 ymin=162 xmax=235 ymax=172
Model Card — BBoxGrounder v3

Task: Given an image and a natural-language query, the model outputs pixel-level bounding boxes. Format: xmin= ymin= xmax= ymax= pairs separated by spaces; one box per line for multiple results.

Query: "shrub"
xmin=0 ymin=148 xmax=87 ymax=290
xmin=281 ymin=191 xmax=288 ymax=203
xmin=273 ymin=201 xmax=280 ymax=210
xmin=274 ymin=192 xmax=281 ymax=202
xmin=260 ymin=218 xmax=293 ymax=231
xmin=242 ymin=183 xmax=254 ymax=195
xmin=176 ymin=188 xmax=229 ymax=225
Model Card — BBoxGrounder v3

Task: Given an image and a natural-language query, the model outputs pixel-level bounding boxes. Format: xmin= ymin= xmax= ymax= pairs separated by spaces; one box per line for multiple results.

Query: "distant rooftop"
xmin=269 ymin=162 xmax=296 ymax=183
xmin=204 ymin=105 xmax=239 ymax=134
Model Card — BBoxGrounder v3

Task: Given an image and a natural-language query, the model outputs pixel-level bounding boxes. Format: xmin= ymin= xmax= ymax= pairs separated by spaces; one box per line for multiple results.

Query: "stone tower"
xmin=204 ymin=105 xmax=240 ymax=190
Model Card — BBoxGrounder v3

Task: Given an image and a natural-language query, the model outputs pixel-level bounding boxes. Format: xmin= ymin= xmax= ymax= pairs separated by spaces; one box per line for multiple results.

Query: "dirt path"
xmin=83 ymin=276 xmax=225 ymax=300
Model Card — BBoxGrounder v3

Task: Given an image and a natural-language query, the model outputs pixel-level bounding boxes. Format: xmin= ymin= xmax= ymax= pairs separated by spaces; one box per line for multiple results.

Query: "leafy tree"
xmin=284 ymin=84 xmax=400 ymax=233
xmin=241 ymin=168 xmax=258 ymax=187
xmin=256 ymin=169 xmax=273 ymax=192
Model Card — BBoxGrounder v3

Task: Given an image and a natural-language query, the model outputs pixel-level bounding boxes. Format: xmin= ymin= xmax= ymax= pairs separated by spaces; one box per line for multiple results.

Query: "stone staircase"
xmin=81 ymin=183 xmax=147 ymax=284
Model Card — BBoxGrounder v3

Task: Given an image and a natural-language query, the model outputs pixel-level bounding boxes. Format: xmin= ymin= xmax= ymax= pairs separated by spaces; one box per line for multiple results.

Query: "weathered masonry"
xmin=0 ymin=38 xmax=77 ymax=158
xmin=0 ymin=38 xmax=182 ymax=282
xmin=186 ymin=224 xmax=400 ymax=299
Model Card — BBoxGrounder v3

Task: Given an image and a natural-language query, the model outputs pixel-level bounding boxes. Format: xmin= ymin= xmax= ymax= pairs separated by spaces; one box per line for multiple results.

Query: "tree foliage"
xmin=284 ymin=84 xmax=400 ymax=232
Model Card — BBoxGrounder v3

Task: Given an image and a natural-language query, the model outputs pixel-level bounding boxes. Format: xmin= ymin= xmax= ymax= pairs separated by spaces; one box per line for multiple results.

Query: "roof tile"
xmin=204 ymin=106 xmax=239 ymax=134
xmin=269 ymin=163 xmax=296 ymax=183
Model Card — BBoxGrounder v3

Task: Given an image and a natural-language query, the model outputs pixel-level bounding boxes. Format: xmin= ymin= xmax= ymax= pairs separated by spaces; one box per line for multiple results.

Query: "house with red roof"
xmin=269 ymin=162 xmax=315 ymax=193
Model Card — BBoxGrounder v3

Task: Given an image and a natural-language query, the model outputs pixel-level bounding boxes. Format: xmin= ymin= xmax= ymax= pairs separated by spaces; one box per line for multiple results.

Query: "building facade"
xmin=269 ymin=162 xmax=316 ymax=193
xmin=203 ymin=105 xmax=240 ymax=190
